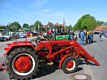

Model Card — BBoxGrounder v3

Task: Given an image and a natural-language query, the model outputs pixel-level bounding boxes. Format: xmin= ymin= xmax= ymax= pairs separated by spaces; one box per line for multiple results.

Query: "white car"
xmin=0 ymin=35 xmax=11 ymax=41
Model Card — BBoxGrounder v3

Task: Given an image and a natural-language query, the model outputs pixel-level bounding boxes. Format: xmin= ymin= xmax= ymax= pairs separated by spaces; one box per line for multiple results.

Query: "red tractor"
xmin=3 ymin=39 xmax=99 ymax=80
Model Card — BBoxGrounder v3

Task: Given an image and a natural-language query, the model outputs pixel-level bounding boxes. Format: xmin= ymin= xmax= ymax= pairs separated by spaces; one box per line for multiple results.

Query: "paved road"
xmin=83 ymin=39 xmax=107 ymax=80
xmin=0 ymin=36 xmax=107 ymax=80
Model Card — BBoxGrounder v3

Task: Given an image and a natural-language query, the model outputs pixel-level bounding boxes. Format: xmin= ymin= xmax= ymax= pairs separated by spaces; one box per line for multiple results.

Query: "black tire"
xmin=6 ymin=47 xmax=39 ymax=80
xmin=62 ymin=56 xmax=77 ymax=74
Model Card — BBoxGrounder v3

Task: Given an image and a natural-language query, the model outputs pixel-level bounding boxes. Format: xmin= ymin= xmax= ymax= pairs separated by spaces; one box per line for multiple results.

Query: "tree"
xmin=29 ymin=25 xmax=34 ymax=31
xmin=34 ymin=20 xmax=42 ymax=31
xmin=8 ymin=22 xmax=21 ymax=31
xmin=81 ymin=16 xmax=96 ymax=30
xmin=68 ymin=25 xmax=72 ymax=30
xmin=73 ymin=14 xmax=97 ymax=30
xmin=0 ymin=25 xmax=7 ymax=29
xmin=73 ymin=14 xmax=90 ymax=30
xmin=104 ymin=22 xmax=107 ymax=26
xmin=22 ymin=23 xmax=30 ymax=32
xmin=96 ymin=21 xmax=104 ymax=26
xmin=23 ymin=23 xmax=29 ymax=28
xmin=47 ymin=22 xmax=54 ymax=31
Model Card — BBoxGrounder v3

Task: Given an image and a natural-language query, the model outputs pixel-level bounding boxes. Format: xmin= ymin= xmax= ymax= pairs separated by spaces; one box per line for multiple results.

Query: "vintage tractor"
xmin=2 ymin=39 xmax=100 ymax=80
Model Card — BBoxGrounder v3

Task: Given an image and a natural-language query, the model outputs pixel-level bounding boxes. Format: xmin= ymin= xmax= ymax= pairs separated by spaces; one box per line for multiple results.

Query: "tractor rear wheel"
xmin=6 ymin=47 xmax=39 ymax=80
xmin=62 ymin=56 xmax=77 ymax=74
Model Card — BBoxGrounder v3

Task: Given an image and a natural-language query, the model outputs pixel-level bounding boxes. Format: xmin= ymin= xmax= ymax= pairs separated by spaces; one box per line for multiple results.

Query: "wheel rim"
xmin=66 ymin=60 xmax=76 ymax=71
xmin=12 ymin=53 xmax=36 ymax=76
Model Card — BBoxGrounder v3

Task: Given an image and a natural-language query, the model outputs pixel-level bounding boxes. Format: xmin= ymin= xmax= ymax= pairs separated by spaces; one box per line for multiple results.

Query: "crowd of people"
xmin=69 ymin=30 xmax=103 ymax=45
xmin=36 ymin=30 xmax=103 ymax=45
xmin=69 ymin=30 xmax=94 ymax=45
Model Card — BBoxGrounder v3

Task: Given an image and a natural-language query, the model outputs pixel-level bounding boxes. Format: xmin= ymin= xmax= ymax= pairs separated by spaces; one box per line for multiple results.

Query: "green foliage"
xmin=81 ymin=16 xmax=96 ymax=30
xmin=73 ymin=14 xmax=96 ymax=30
xmin=68 ymin=25 xmax=72 ymax=30
xmin=8 ymin=22 xmax=21 ymax=31
xmin=23 ymin=23 xmax=30 ymax=31
xmin=23 ymin=23 xmax=29 ymax=28
xmin=0 ymin=25 xmax=7 ymax=29
xmin=29 ymin=25 xmax=34 ymax=31
xmin=40 ymin=27 xmax=47 ymax=32
xmin=96 ymin=21 xmax=104 ymax=26
xmin=104 ymin=22 xmax=107 ymax=26
xmin=34 ymin=20 xmax=42 ymax=31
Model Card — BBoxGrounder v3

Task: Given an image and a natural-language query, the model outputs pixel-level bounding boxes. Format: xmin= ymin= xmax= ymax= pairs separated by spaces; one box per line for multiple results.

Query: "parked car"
xmin=0 ymin=33 xmax=12 ymax=41
xmin=0 ymin=35 xmax=11 ymax=41
xmin=102 ymin=31 xmax=107 ymax=38
xmin=18 ymin=32 xmax=26 ymax=38
xmin=94 ymin=31 xmax=101 ymax=35
xmin=0 ymin=29 xmax=12 ymax=41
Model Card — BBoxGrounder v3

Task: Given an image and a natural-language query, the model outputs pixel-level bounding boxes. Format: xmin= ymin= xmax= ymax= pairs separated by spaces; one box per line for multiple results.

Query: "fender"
xmin=4 ymin=41 xmax=35 ymax=56
xmin=59 ymin=54 xmax=72 ymax=69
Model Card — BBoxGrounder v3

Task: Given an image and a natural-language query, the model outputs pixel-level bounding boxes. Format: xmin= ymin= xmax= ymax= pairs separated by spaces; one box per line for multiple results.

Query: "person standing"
xmin=30 ymin=33 xmax=32 ymax=38
xmin=85 ymin=30 xmax=89 ymax=44
xmin=47 ymin=30 xmax=52 ymax=39
xmin=91 ymin=31 xmax=94 ymax=43
xmin=74 ymin=31 xmax=79 ymax=40
xmin=70 ymin=31 xmax=74 ymax=40
xmin=89 ymin=31 xmax=93 ymax=44
xmin=88 ymin=31 xmax=92 ymax=44
xmin=99 ymin=32 xmax=103 ymax=41
xmin=80 ymin=30 xmax=85 ymax=45
xmin=43 ymin=32 xmax=47 ymax=38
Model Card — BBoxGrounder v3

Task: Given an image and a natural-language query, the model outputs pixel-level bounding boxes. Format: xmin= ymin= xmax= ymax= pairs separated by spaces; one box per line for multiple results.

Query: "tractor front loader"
xmin=0 ymin=39 xmax=99 ymax=80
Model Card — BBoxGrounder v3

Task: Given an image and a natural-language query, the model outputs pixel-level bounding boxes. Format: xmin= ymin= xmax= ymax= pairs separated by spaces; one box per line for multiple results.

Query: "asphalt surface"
xmin=0 ymin=36 xmax=107 ymax=80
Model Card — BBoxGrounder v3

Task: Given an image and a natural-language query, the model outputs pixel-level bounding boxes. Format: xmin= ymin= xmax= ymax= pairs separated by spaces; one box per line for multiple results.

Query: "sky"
xmin=0 ymin=0 xmax=107 ymax=26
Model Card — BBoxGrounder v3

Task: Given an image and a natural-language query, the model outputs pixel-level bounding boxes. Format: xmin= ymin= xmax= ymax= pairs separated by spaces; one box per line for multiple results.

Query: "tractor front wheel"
xmin=6 ymin=47 xmax=39 ymax=80
xmin=61 ymin=56 xmax=77 ymax=74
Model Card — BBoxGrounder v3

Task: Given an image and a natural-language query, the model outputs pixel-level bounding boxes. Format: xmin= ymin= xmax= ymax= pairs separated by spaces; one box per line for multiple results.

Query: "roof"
xmin=95 ymin=26 xmax=107 ymax=31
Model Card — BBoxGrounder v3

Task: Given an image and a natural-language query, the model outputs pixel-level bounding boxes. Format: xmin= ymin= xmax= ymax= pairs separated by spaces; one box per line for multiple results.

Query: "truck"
xmin=0 ymin=29 xmax=12 ymax=41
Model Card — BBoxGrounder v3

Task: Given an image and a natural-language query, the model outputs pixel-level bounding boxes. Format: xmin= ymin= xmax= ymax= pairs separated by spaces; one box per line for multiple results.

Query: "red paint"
xmin=66 ymin=60 xmax=74 ymax=69
xmin=4 ymin=41 xmax=35 ymax=56
xmin=59 ymin=54 xmax=72 ymax=69
xmin=3 ymin=39 xmax=100 ymax=71
xmin=14 ymin=56 xmax=32 ymax=72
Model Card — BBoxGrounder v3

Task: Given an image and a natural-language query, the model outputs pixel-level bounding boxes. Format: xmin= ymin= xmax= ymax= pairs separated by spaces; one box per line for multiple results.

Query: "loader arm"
xmin=70 ymin=40 xmax=100 ymax=66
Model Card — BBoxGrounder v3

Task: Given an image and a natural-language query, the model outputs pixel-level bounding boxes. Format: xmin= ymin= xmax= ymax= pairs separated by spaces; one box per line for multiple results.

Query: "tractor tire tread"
xmin=6 ymin=47 xmax=38 ymax=80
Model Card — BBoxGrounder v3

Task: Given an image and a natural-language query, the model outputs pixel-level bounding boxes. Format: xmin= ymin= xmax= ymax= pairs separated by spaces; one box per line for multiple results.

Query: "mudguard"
xmin=4 ymin=41 xmax=35 ymax=56
xmin=59 ymin=54 xmax=72 ymax=69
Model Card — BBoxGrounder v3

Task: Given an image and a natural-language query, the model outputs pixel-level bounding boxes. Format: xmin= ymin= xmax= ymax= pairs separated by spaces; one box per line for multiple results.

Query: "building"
xmin=95 ymin=26 xmax=107 ymax=31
